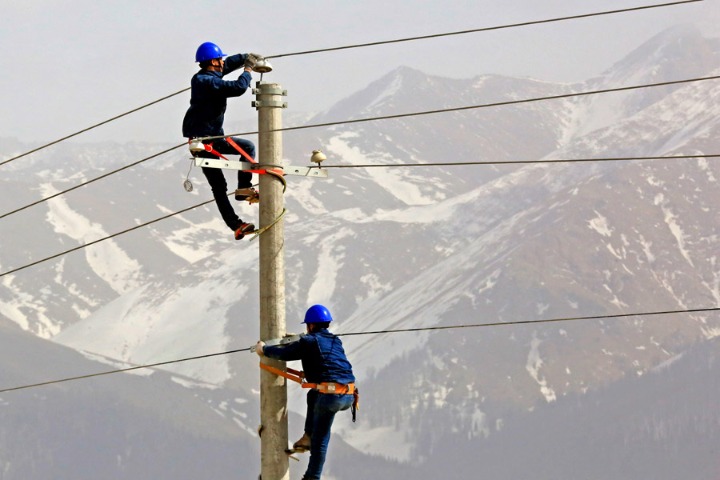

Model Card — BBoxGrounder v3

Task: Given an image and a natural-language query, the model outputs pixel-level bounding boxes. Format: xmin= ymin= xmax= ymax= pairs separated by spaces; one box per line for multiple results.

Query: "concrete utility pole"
xmin=256 ymin=81 xmax=289 ymax=480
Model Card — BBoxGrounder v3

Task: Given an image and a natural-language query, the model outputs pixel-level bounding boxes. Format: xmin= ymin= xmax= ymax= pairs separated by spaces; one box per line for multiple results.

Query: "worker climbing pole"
xmin=183 ymin=45 xmax=330 ymax=478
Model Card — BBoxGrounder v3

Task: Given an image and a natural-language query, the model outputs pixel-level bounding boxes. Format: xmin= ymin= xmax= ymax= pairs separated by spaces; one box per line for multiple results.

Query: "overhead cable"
xmin=322 ymin=154 xmax=720 ymax=169
xmin=219 ymin=75 xmax=720 ymax=140
xmin=0 ymin=305 xmax=716 ymax=394
xmin=0 ymin=144 xmax=185 ymax=221
xmin=0 ymin=91 xmax=189 ymax=168
xmin=0 ymin=197 xmax=216 ymax=278
xmin=0 ymin=152 xmax=716 ymax=279
xmin=337 ymin=306 xmax=720 ymax=338
xmin=0 ymin=0 xmax=702 ymax=168
xmin=2 ymin=74 xmax=718 ymax=222
xmin=0 ymin=346 xmax=252 ymax=394
xmin=265 ymin=0 xmax=703 ymax=59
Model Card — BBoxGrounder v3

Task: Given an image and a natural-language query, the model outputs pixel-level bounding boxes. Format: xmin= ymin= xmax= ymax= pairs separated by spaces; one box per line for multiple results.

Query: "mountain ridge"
xmin=1 ymin=25 xmax=719 ymax=478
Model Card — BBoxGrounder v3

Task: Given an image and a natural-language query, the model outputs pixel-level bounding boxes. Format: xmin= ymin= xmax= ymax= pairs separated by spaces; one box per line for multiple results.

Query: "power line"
xmin=219 ymin=75 xmax=720 ymax=140
xmin=0 ymin=152 xmax=715 ymax=280
xmin=337 ymin=306 xmax=720 ymax=338
xmin=0 ymin=90 xmax=189 ymax=168
xmin=0 ymin=0 xmax=702 ymax=168
xmin=0 ymin=197 xmax=216 ymax=278
xmin=0 ymin=305 xmax=716 ymax=394
xmin=2 ymin=73 xmax=717 ymax=224
xmin=265 ymin=0 xmax=703 ymax=59
xmin=0 ymin=144 xmax=184 ymax=221
xmin=0 ymin=346 xmax=253 ymax=394
xmin=321 ymin=154 xmax=720 ymax=169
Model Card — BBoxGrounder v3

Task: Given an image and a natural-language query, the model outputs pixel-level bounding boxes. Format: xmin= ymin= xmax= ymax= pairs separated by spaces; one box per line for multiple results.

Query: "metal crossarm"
xmin=192 ymin=156 xmax=328 ymax=177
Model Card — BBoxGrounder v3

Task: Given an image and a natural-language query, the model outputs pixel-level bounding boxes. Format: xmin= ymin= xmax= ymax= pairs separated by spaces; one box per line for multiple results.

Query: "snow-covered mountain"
xmin=1 ymin=26 xmax=719 ymax=478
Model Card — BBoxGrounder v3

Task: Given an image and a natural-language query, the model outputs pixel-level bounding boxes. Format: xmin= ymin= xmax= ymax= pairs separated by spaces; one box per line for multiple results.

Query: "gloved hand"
xmin=254 ymin=340 xmax=265 ymax=357
xmin=244 ymin=53 xmax=258 ymax=70
xmin=249 ymin=52 xmax=264 ymax=59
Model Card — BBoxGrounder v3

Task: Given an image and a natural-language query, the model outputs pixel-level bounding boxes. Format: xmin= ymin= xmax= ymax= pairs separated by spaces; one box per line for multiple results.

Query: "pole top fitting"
xmin=253 ymin=58 xmax=273 ymax=73
xmin=253 ymin=83 xmax=287 ymax=96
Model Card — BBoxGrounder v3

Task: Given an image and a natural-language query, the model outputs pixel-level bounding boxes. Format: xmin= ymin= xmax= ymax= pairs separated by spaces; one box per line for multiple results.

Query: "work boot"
xmin=292 ymin=432 xmax=311 ymax=452
xmin=235 ymin=187 xmax=259 ymax=203
xmin=234 ymin=222 xmax=255 ymax=240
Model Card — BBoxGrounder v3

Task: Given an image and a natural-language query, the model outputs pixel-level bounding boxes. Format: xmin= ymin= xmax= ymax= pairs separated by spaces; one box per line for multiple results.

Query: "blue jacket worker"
xmin=256 ymin=305 xmax=356 ymax=480
xmin=182 ymin=41 xmax=262 ymax=240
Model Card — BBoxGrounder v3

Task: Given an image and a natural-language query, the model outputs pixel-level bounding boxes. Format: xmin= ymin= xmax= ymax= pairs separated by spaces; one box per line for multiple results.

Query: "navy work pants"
xmin=303 ymin=389 xmax=354 ymax=479
xmin=197 ymin=137 xmax=255 ymax=231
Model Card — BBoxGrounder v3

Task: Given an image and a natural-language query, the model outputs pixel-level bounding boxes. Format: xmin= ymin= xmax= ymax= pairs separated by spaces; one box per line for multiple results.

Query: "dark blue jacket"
xmin=182 ymin=53 xmax=252 ymax=138
xmin=263 ymin=329 xmax=356 ymax=385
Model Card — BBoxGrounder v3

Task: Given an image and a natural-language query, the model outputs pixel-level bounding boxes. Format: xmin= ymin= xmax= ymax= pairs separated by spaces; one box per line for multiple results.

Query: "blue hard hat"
xmin=303 ymin=305 xmax=333 ymax=324
xmin=195 ymin=42 xmax=226 ymax=63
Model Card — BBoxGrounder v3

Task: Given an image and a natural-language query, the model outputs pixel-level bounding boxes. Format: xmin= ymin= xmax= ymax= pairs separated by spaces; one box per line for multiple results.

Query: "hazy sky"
xmin=1 ymin=0 xmax=719 ymax=146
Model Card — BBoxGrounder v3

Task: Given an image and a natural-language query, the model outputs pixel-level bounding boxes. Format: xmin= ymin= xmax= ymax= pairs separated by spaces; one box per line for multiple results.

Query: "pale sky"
xmin=1 ymin=0 xmax=718 ymax=146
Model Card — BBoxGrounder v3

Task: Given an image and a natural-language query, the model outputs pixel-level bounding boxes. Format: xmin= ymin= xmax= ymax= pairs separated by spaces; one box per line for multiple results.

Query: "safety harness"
xmin=259 ymin=362 xmax=360 ymax=422
xmin=189 ymin=137 xmax=287 ymax=191
xmin=187 ymin=136 xmax=288 ymax=240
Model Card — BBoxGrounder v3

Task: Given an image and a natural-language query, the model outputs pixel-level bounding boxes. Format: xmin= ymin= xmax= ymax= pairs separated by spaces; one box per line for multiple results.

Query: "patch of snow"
xmin=654 ymin=193 xmax=694 ymax=267
xmin=702 ymin=256 xmax=720 ymax=304
xmin=0 ymin=276 xmax=58 ymax=336
xmin=156 ymin=205 xmax=225 ymax=263
xmin=697 ymin=157 xmax=717 ymax=182
xmin=525 ymin=335 xmax=556 ymax=403
xmin=650 ymin=353 xmax=684 ymax=373
xmin=366 ymin=74 xmax=403 ymax=111
xmin=40 ymin=183 xmax=143 ymax=294
xmin=588 ymin=211 xmax=612 ymax=237
xmin=54 ymin=277 xmax=244 ymax=384
xmin=306 ymin=227 xmax=354 ymax=305
xmin=638 ymin=234 xmax=655 ymax=263
xmin=477 ymin=269 xmax=501 ymax=296
xmin=326 ymin=134 xmax=431 ymax=206
xmin=536 ymin=303 xmax=549 ymax=315
xmin=702 ymin=326 xmax=720 ymax=340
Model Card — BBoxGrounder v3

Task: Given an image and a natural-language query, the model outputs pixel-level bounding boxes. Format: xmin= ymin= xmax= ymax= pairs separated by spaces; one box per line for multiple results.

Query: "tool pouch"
xmin=351 ymin=387 xmax=360 ymax=423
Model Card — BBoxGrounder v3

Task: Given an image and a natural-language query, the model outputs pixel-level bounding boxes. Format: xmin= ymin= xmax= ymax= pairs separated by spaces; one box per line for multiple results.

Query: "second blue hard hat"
xmin=195 ymin=42 xmax=226 ymax=63
xmin=303 ymin=305 xmax=333 ymax=324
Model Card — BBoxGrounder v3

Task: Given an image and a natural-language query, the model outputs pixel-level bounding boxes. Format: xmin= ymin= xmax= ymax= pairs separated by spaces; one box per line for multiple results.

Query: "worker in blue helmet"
xmin=182 ymin=42 xmax=264 ymax=240
xmin=256 ymin=305 xmax=356 ymax=480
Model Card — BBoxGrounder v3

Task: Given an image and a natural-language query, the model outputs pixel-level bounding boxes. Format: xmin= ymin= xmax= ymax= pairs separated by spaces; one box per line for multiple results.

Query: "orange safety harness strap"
xmin=195 ymin=141 xmax=229 ymax=160
xmin=225 ymin=136 xmax=286 ymax=181
xmin=190 ymin=138 xmax=285 ymax=178
xmin=259 ymin=362 xmax=359 ymax=422
xmin=259 ymin=362 xmax=312 ymax=388
xmin=225 ymin=136 xmax=258 ymax=164
xmin=258 ymin=363 xmax=356 ymax=394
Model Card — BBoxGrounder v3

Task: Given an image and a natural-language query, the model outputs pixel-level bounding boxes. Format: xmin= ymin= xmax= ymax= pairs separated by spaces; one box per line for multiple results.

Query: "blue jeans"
xmin=197 ymin=137 xmax=255 ymax=231
xmin=303 ymin=390 xmax=354 ymax=479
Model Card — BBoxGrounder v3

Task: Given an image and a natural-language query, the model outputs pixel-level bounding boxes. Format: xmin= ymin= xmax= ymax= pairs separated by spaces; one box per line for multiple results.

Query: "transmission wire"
xmin=0 ymin=198 xmax=216 ymax=278
xmin=0 ymin=0 xmax=703 ymax=167
xmin=218 ymin=75 xmax=720 ymax=140
xmin=0 ymin=91 xmax=189 ymax=168
xmin=265 ymin=0 xmax=703 ymax=59
xmin=0 ymin=151 xmax=715 ymax=280
xmin=321 ymin=154 xmax=720 ymax=169
xmin=0 ymin=305 xmax=716 ymax=394
xmin=3 ymin=72 xmax=713 ymax=223
xmin=0 ymin=144 xmax=185 ymax=221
